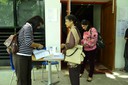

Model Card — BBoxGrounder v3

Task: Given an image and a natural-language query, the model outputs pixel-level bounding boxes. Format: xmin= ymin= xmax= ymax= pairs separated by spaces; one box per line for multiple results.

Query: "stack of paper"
xmin=33 ymin=49 xmax=50 ymax=60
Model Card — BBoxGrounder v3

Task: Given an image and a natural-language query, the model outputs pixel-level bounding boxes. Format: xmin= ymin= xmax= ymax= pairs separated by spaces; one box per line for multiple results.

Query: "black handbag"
xmin=96 ymin=32 xmax=105 ymax=48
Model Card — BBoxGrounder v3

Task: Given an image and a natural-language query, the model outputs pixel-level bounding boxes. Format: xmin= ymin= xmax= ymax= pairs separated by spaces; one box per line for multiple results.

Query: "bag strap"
xmin=66 ymin=48 xmax=78 ymax=57
xmin=89 ymin=28 xmax=92 ymax=38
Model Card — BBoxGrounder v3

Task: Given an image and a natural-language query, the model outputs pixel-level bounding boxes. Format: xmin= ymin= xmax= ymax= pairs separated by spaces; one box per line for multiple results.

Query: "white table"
xmin=32 ymin=53 xmax=64 ymax=85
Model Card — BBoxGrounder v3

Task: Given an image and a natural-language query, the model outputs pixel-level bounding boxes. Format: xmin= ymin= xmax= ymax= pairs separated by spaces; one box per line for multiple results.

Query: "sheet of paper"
xmin=33 ymin=49 xmax=50 ymax=60
xmin=43 ymin=53 xmax=64 ymax=60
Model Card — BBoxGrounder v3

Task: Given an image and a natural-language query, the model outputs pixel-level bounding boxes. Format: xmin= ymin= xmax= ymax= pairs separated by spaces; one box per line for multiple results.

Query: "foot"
xmin=64 ymin=71 xmax=69 ymax=76
xmin=79 ymin=74 xmax=83 ymax=77
xmin=87 ymin=77 xmax=92 ymax=82
xmin=120 ymin=69 xmax=126 ymax=72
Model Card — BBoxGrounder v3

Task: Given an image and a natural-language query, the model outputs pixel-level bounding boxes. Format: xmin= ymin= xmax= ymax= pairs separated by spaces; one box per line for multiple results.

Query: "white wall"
xmin=45 ymin=0 xmax=61 ymax=52
xmin=44 ymin=0 xmax=61 ymax=71
xmin=115 ymin=0 xmax=128 ymax=68
xmin=93 ymin=5 xmax=101 ymax=32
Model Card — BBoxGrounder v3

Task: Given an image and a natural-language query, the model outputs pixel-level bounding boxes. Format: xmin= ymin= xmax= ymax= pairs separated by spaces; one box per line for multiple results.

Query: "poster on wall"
xmin=117 ymin=7 xmax=128 ymax=37
xmin=46 ymin=8 xmax=58 ymax=22
xmin=117 ymin=20 xmax=128 ymax=37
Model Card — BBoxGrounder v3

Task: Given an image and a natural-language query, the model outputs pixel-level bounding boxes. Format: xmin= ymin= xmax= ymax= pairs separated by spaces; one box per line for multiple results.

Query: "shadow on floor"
xmin=86 ymin=62 xmax=113 ymax=74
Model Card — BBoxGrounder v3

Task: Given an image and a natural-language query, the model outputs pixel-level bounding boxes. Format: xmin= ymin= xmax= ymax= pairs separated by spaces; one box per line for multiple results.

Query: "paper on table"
xmin=43 ymin=53 xmax=64 ymax=60
xmin=33 ymin=49 xmax=50 ymax=60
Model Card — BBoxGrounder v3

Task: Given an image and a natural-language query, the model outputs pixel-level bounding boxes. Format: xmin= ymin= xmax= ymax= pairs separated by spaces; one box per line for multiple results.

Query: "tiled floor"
xmin=0 ymin=66 xmax=128 ymax=85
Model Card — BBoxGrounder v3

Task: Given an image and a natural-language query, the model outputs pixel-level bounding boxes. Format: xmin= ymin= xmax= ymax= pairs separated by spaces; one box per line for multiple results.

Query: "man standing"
xmin=123 ymin=28 xmax=128 ymax=72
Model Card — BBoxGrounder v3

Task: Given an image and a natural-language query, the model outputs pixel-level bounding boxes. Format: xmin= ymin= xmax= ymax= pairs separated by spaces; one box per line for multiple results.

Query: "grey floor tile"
xmin=0 ymin=66 xmax=128 ymax=85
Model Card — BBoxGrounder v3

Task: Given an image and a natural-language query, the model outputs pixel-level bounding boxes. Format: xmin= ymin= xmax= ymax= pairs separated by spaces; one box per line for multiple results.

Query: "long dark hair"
xmin=81 ymin=19 xmax=92 ymax=31
xmin=27 ymin=15 xmax=44 ymax=29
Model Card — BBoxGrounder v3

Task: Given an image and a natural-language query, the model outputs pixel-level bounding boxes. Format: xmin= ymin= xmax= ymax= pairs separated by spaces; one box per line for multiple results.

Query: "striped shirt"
xmin=17 ymin=23 xmax=33 ymax=56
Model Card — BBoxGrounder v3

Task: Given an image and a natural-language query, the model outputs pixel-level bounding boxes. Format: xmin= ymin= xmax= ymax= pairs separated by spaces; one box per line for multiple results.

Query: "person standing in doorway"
xmin=80 ymin=19 xmax=98 ymax=82
xmin=61 ymin=14 xmax=81 ymax=85
xmin=15 ymin=15 xmax=44 ymax=85
xmin=123 ymin=28 xmax=128 ymax=72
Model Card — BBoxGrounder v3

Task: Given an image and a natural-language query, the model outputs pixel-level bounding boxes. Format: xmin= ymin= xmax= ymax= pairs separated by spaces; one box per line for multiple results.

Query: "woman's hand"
xmin=38 ymin=44 xmax=44 ymax=49
xmin=82 ymin=43 xmax=86 ymax=46
xmin=61 ymin=43 xmax=65 ymax=49
xmin=31 ymin=42 xmax=43 ymax=49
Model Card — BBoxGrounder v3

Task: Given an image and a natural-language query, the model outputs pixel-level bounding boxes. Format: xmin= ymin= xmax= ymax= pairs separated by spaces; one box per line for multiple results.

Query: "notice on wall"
xmin=117 ymin=7 xmax=128 ymax=37
xmin=117 ymin=20 xmax=128 ymax=37
xmin=46 ymin=8 xmax=58 ymax=22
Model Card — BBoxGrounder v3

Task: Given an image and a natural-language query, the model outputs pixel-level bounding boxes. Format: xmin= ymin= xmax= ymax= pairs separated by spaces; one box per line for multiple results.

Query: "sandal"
xmin=79 ymin=74 xmax=83 ymax=77
xmin=87 ymin=77 xmax=92 ymax=82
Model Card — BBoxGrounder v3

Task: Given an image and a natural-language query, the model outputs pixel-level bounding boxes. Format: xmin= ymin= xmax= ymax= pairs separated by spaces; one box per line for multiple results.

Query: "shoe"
xmin=120 ymin=69 xmax=126 ymax=72
xmin=87 ymin=77 xmax=92 ymax=82
xmin=79 ymin=74 xmax=83 ymax=77
xmin=64 ymin=71 xmax=69 ymax=76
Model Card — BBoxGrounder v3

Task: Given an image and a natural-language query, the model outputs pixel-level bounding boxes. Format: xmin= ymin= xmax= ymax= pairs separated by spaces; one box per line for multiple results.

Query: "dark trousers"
xmin=69 ymin=65 xmax=81 ymax=85
xmin=124 ymin=57 xmax=128 ymax=72
xmin=80 ymin=49 xmax=97 ymax=77
xmin=13 ymin=55 xmax=32 ymax=85
xmin=124 ymin=45 xmax=128 ymax=72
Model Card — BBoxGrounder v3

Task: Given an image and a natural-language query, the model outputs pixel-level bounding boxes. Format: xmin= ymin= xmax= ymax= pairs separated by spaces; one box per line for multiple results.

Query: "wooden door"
xmin=100 ymin=1 xmax=116 ymax=70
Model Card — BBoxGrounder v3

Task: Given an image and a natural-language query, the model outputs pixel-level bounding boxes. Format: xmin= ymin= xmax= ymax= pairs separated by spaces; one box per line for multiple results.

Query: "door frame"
xmin=60 ymin=0 xmax=116 ymax=70
xmin=100 ymin=1 xmax=116 ymax=70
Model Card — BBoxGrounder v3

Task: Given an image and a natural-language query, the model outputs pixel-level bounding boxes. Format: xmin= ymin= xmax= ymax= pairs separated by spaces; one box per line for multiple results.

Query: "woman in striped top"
xmin=14 ymin=15 xmax=44 ymax=85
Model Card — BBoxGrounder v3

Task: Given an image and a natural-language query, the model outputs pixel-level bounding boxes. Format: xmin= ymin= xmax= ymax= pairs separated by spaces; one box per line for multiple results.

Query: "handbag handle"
xmin=66 ymin=48 xmax=78 ymax=57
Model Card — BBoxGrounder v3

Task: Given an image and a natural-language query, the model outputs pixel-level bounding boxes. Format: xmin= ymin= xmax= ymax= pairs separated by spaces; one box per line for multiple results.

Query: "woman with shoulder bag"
xmin=80 ymin=19 xmax=98 ymax=82
xmin=61 ymin=14 xmax=81 ymax=85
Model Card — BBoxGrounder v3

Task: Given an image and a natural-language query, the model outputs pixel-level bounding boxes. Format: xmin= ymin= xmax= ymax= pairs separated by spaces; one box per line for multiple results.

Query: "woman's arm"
xmin=82 ymin=28 xmax=98 ymax=47
xmin=124 ymin=28 xmax=128 ymax=40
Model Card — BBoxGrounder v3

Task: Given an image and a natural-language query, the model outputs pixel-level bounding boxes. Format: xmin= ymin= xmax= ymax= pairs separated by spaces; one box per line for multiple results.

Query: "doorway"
xmin=61 ymin=1 xmax=116 ymax=71
xmin=61 ymin=4 xmax=94 ymax=69
xmin=61 ymin=3 xmax=101 ymax=70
